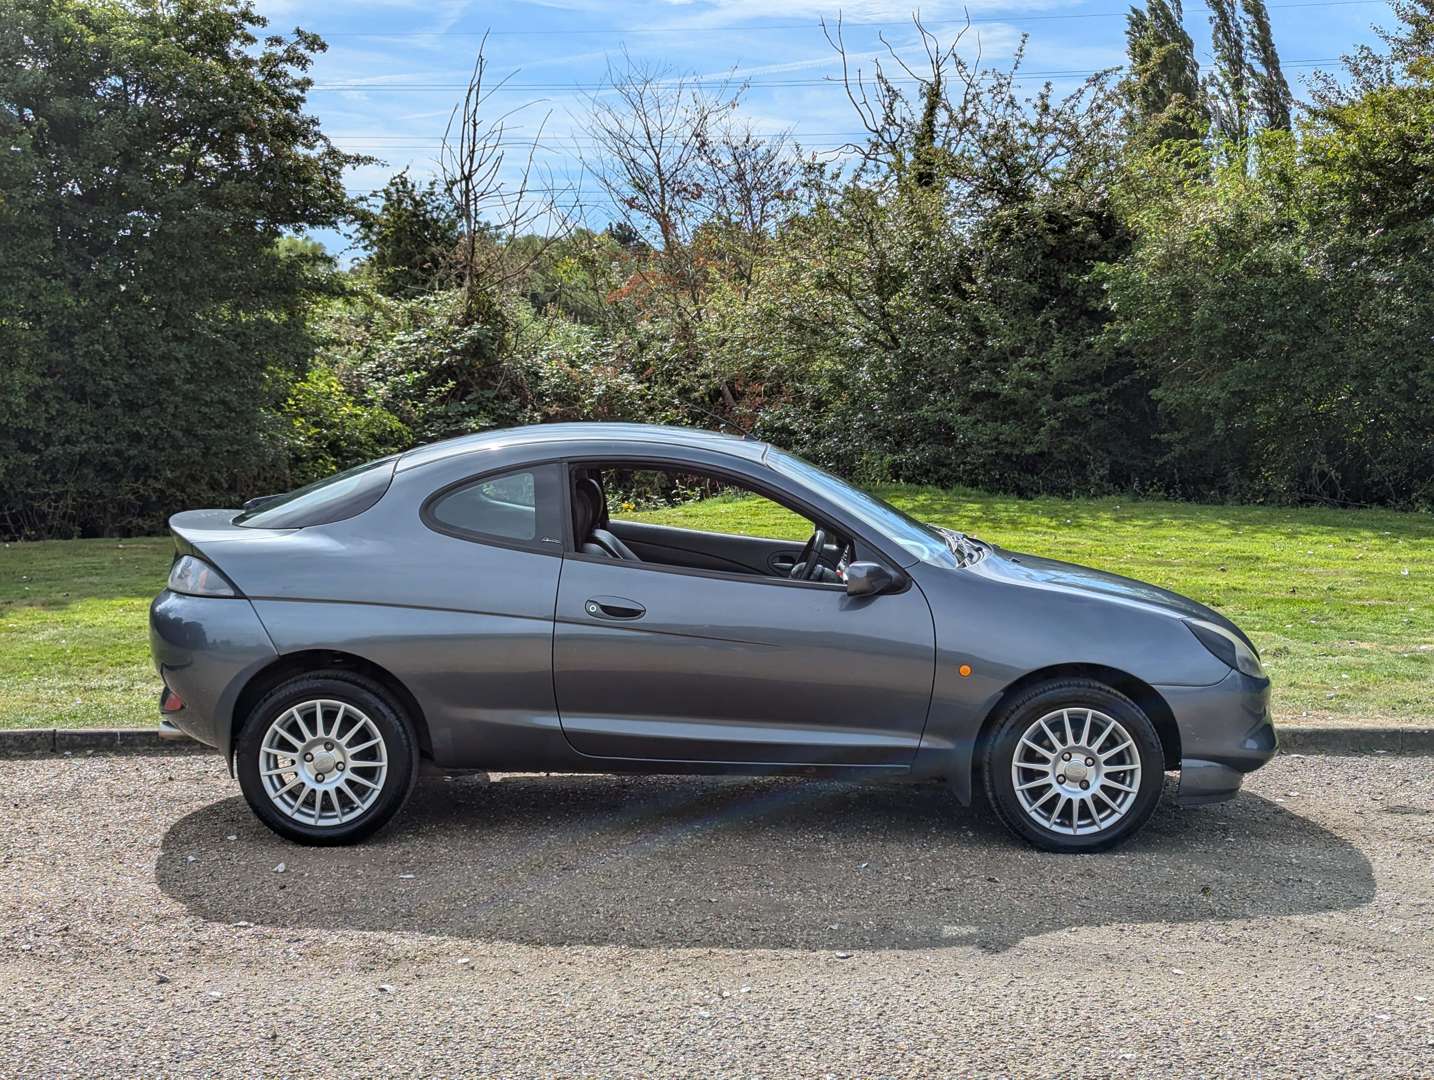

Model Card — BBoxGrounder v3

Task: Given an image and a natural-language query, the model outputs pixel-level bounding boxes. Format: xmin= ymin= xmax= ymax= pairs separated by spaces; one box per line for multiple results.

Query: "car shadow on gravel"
xmin=156 ymin=774 xmax=1374 ymax=952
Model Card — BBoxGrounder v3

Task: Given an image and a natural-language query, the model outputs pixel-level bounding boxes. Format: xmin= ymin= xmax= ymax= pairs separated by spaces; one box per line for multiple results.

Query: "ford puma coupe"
xmin=150 ymin=423 xmax=1276 ymax=851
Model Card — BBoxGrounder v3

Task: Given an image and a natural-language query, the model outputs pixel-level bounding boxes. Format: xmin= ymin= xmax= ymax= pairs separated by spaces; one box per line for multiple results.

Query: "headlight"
xmin=1185 ymin=619 xmax=1265 ymax=678
xmin=168 ymin=555 xmax=238 ymax=597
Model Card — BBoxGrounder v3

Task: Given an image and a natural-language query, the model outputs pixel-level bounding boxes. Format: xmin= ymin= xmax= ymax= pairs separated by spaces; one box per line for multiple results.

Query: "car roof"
xmin=395 ymin=422 xmax=771 ymax=472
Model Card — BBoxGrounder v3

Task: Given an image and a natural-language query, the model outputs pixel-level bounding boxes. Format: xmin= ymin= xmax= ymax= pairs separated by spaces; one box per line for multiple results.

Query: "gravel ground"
xmin=0 ymin=752 xmax=1431 ymax=1078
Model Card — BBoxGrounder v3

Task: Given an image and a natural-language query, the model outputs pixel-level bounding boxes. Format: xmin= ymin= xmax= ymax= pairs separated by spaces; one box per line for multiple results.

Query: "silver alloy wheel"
xmin=1011 ymin=707 xmax=1143 ymax=836
xmin=259 ymin=699 xmax=389 ymax=827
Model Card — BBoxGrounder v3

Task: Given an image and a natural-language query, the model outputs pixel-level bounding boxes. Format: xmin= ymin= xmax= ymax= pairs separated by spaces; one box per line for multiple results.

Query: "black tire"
xmin=982 ymin=678 xmax=1164 ymax=853
xmin=235 ymin=671 xmax=420 ymax=846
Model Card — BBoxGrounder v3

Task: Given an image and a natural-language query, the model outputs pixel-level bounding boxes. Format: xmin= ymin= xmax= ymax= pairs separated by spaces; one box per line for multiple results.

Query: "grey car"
xmin=149 ymin=423 xmax=1276 ymax=852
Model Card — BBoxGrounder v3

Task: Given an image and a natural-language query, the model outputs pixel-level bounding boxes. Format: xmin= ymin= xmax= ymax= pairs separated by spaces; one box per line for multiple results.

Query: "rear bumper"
xmin=1156 ymin=670 xmax=1277 ymax=807
xmin=156 ymin=712 xmax=192 ymax=743
xmin=149 ymin=590 xmax=278 ymax=757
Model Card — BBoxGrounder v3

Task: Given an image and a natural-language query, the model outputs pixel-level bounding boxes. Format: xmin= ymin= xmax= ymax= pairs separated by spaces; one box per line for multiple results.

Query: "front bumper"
xmin=1156 ymin=669 xmax=1277 ymax=807
xmin=149 ymin=590 xmax=278 ymax=756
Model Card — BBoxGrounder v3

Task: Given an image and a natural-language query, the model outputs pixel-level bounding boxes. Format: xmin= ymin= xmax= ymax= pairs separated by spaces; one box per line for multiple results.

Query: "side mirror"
xmin=846 ymin=561 xmax=899 ymax=597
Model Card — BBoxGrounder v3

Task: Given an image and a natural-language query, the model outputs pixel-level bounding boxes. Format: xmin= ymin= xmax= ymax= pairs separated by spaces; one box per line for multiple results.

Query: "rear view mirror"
xmin=846 ymin=561 xmax=899 ymax=597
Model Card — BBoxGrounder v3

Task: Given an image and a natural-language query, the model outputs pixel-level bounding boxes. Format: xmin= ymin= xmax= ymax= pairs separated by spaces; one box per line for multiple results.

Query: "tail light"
xmin=168 ymin=555 xmax=239 ymax=597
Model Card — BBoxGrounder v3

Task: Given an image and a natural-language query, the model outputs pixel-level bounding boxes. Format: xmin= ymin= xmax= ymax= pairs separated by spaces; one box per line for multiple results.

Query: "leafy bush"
xmin=281 ymin=368 xmax=411 ymax=487
xmin=1105 ymin=118 xmax=1434 ymax=506
xmin=513 ymin=306 xmax=675 ymax=425
xmin=294 ymin=285 xmax=674 ymax=477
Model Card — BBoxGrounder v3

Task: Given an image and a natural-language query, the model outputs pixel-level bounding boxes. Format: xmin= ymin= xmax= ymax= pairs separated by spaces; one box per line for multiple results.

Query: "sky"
xmin=247 ymin=0 xmax=1398 ymax=258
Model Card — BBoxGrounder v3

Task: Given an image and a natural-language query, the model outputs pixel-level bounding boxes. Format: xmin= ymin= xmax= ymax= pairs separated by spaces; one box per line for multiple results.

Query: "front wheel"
xmin=236 ymin=671 xmax=419 ymax=846
xmin=982 ymin=679 xmax=1165 ymax=852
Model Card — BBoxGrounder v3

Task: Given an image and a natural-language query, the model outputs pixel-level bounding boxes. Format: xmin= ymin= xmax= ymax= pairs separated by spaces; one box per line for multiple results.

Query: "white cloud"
xmin=647 ymin=0 xmax=1074 ymax=31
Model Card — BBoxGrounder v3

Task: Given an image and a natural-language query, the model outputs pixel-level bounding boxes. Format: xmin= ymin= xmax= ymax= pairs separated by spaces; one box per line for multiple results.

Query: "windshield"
xmin=767 ymin=450 xmax=962 ymax=568
xmin=234 ymin=456 xmax=398 ymax=528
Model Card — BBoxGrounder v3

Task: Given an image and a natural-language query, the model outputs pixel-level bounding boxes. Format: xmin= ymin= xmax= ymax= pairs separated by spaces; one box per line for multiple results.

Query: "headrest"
xmin=572 ymin=479 xmax=600 ymax=540
xmin=576 ymin=476 xmax=607 ymax=529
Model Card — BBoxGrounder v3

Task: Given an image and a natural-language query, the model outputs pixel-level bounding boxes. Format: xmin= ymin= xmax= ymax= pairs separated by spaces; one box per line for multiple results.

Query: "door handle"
xmin=584 ymin=595 xmax=646 ymax=620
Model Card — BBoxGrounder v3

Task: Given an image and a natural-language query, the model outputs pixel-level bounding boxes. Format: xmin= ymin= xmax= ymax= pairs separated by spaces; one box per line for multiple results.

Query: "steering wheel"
xmin=791 ymin=527 xmax=830 ymax=581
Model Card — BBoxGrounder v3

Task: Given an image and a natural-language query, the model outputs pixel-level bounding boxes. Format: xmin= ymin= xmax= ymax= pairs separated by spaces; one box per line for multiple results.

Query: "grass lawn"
xmin=1 ymin=488 xmax=1430 ymax=731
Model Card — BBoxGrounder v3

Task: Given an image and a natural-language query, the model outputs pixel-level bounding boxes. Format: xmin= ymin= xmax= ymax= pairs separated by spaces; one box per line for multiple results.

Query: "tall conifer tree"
xmin=1124 ymin=0 xmax=1208 ymax=145
xmin=1206 ymin=0 xmax=1250 ymax=141
xmin=1242 ymin=0 xmax=1292 ymax=129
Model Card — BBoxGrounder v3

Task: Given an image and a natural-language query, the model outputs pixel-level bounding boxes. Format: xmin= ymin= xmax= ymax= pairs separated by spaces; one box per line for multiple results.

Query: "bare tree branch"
xmin=581 ymin=55 xmax=796 ymax=325
xmin=437 ymin=31 xmax=582 ymax=323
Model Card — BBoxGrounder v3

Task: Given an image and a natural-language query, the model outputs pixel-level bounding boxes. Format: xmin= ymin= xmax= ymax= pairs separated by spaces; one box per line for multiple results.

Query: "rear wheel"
xmin=982 ymin=679 xmax=1164 ymax=852
xmin=236 ymin=672 xmax=419 ymax=846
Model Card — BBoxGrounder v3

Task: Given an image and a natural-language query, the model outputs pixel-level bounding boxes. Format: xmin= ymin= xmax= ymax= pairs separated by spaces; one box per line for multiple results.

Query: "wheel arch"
xmin=974 ymin=663 xmax=1182 ymax=775
xmin=228 ymin=650 xmax=434 ymax=767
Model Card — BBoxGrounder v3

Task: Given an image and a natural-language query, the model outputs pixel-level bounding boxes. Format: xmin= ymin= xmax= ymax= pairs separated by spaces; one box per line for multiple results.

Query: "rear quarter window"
xmin=423 ymin=464 xmax=565 ymax=548
xmin=234 ymin=457 xmax=397 ymax=529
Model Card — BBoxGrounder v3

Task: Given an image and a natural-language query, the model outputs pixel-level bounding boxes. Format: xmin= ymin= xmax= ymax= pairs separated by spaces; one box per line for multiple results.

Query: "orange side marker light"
xmin=959 ymin=664 xmax=973 ymax=677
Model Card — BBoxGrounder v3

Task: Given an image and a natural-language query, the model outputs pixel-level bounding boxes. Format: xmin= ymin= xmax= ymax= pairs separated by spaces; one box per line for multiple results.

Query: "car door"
xmin=553 ymin=502 xmax=937 ymax=769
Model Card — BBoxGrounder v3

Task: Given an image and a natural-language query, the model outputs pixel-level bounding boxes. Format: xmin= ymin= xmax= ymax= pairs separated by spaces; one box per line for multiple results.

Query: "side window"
xmin=426 ymin=464 xmax=563 ymax=548
xmin=606 ymin=468 xmax=814 ymax=541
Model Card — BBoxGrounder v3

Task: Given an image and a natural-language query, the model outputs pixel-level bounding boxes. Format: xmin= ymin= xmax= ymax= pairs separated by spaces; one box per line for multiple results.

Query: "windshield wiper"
xmin=932 ymin=526 xmax=985 ymax=567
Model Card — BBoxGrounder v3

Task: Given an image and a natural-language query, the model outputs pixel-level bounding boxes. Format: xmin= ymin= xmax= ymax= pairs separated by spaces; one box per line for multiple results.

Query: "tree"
xmin=768 ymin=18 xmax=1148 ymax=491
xmin=1124 ymin=0 xmax=1208 ymax=146
xmin=583 ymin=55 xmax=797 ymax=413
xmin=358 ymin=34 xmax=587 ymax=436
xmin=0 ymin=0 xmax=362 ymax=538
xmin=584 ymin=56 xmax=736 ymax=335
xmin=355 ymin=171 xmax=460 ymax=297
xmin=1243 ymin=0 xmax=1293 ymax=130
xmin=1105 ymin=0 xmax=1434 ymax=509
xmin=437 ymin=34 xmax=577 ymax=328
xmin=1205 ymin=0 xmax=1250 ymax=142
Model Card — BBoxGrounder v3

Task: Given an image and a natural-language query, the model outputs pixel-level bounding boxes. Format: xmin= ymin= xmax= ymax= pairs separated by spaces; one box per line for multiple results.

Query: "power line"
xmin=343 ymin=186 xmax=583 ymax=195
xmin=331 ymin=140 xmax=849 ymax=151
xmin=307 ymin=57 xmax=1337 ymax=93
xmin=327 ymin=130 xmax=866 ymax=141
xmin=308 ymin=0 xmax=1386 ymax=37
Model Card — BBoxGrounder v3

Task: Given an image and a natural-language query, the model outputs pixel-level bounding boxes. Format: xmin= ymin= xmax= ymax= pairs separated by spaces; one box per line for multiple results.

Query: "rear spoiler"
xmin=168 ymin=509 xmax=290 ymax=558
